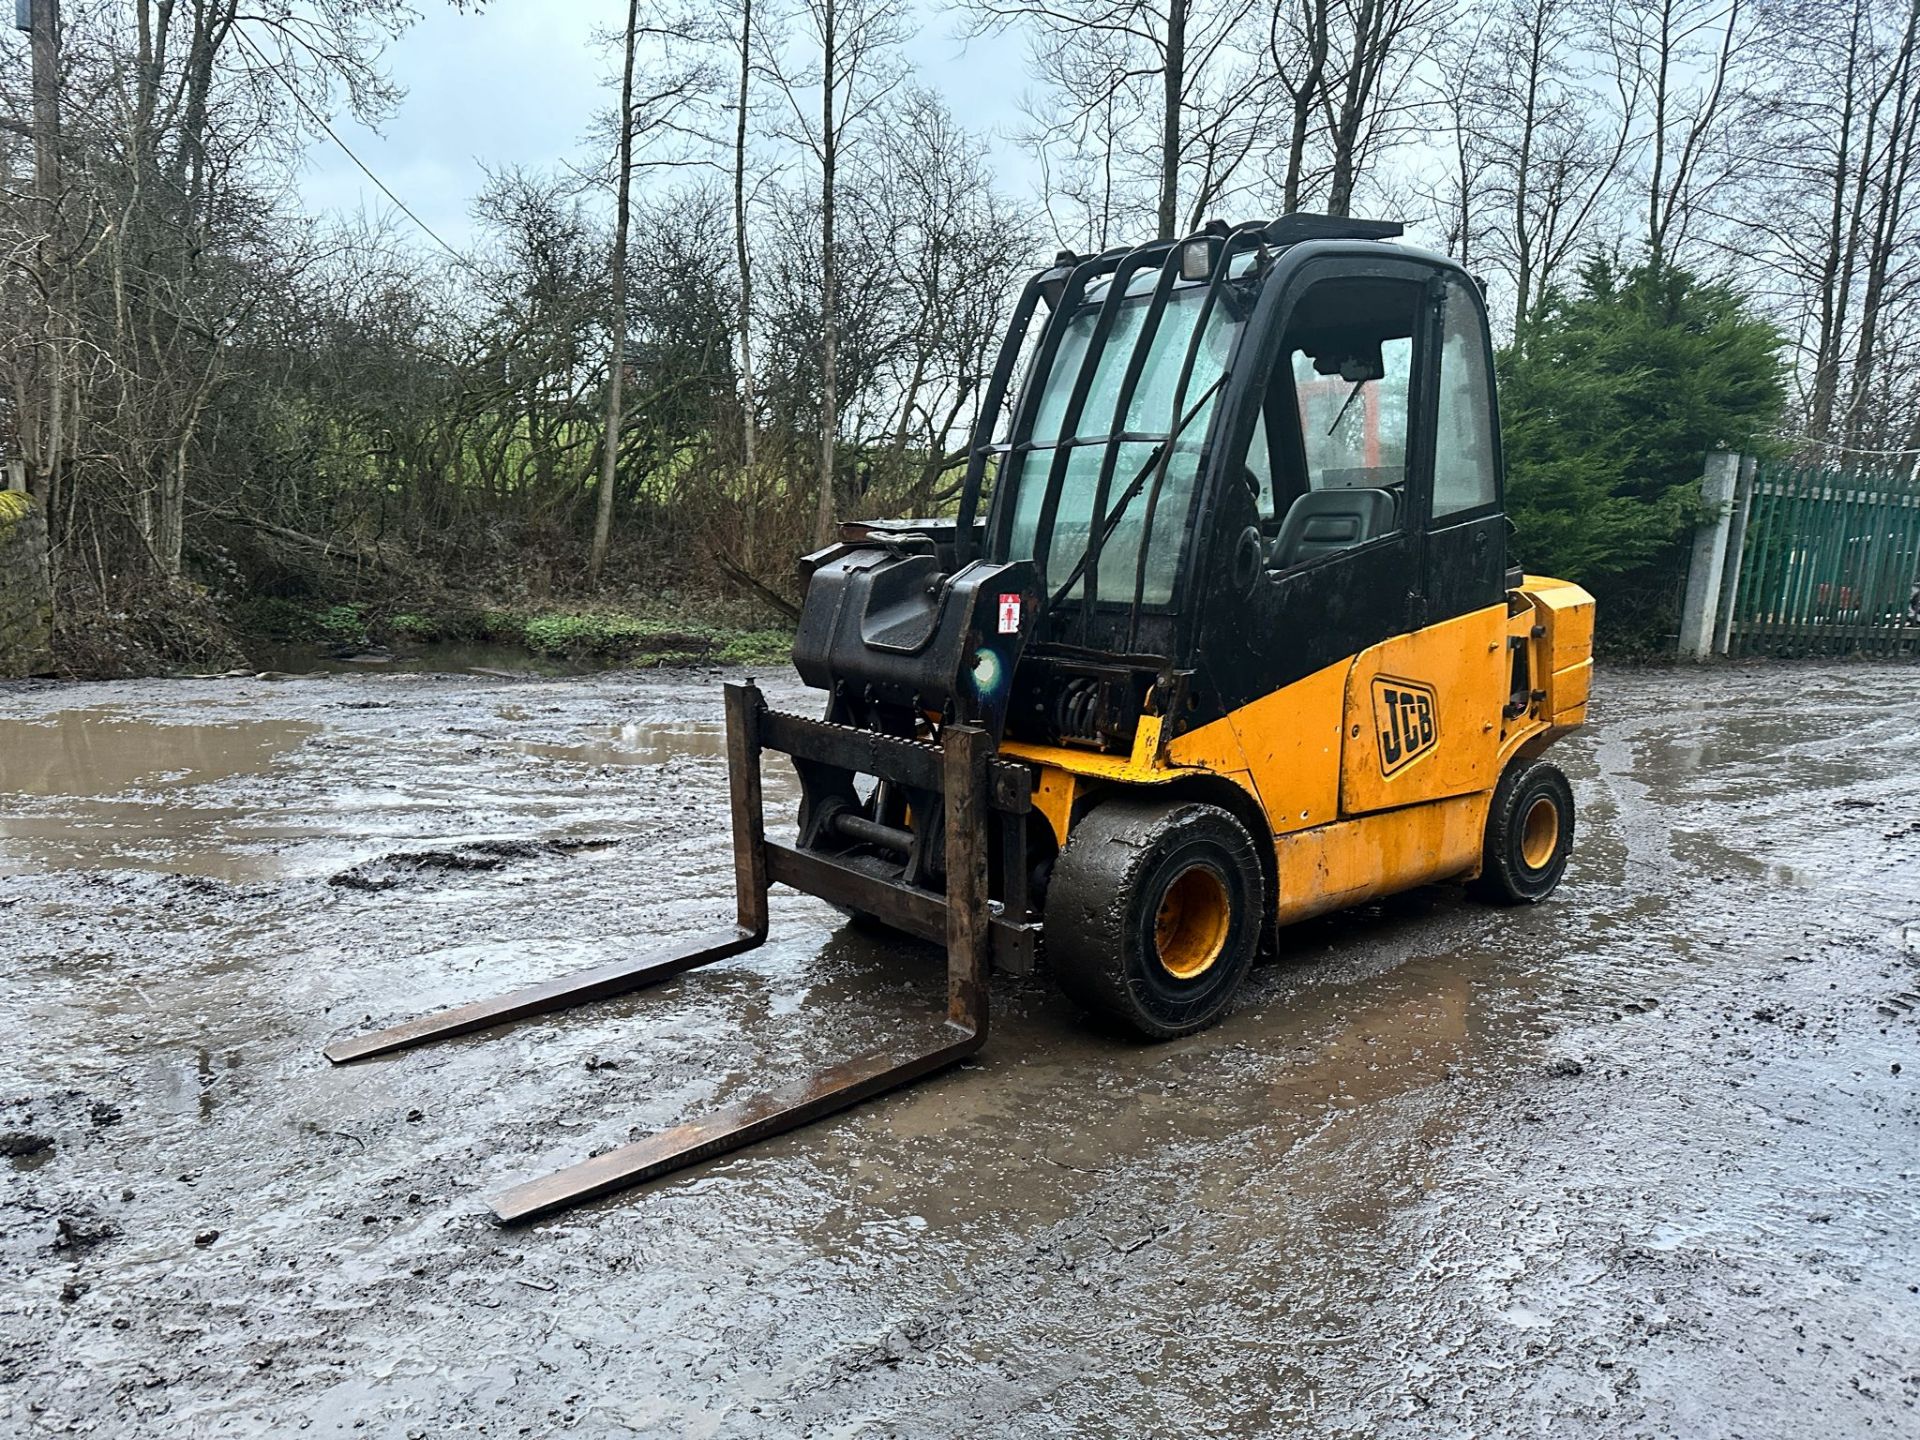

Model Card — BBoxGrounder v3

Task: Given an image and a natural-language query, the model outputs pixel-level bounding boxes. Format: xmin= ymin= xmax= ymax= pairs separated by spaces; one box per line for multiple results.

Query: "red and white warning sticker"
xmin=997 ymin=593 xmax=1022 ymax=634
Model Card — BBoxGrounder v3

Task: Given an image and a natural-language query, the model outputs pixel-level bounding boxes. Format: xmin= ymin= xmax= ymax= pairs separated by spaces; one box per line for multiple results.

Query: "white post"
xmin=5 ymin=459 xmax=24 ymax=493
xmin=1678 ymin=451 xmax=1739 ymax=661
xmin=1711 ymin=454 xmax=1757 ymax=657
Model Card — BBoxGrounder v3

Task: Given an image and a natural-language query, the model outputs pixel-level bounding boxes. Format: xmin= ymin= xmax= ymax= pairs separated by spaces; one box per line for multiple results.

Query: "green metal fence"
xmin=1725 ymin=460 xmax=1920 ymax=657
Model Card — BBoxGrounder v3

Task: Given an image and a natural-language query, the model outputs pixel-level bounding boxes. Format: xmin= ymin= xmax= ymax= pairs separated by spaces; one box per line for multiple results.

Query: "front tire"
xmin=1471 ymin=759 xmax=1575 ymax=904
xmin=1045 ymin=798 xmax=1264 ymax=1039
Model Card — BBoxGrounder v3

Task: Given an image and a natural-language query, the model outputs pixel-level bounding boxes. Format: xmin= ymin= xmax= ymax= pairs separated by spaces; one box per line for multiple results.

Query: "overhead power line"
xmin=232 ymin=24 xmax=482 ymax=275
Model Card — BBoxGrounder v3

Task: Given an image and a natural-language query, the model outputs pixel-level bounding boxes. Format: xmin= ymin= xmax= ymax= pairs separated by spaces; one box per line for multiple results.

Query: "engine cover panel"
xmin=792 ymin=549 xmax=1041 ymax=740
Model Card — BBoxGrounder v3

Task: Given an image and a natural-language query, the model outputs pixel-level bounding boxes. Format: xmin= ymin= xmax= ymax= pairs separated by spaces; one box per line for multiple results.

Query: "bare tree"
xmin=766 ymin=0 xmax=907 ymax=546
xmin=590 ymin=0 xmax=642 ymax=588
xmin=1837 ymin=0 xmax=1920 ymax=449
xmin=1602 ymin=0 xmax=1765 ymax=268
xmin=1270 ymin=0 xmax=1333 ymax=211
xmin=1459 ymin=0 xmax=1637 ymax=335
xmin=968 ymin=0 xmax=1269 ymax=242
xmin=850 ymin=89 xmax=1039 ymax=505
xmin=1408 ymin=7 xmax=1495 ymax=264
xmin=1263 ymin=0 xmax=1446 ymax=218
xmin=730 ymin=0 xmax=759 ymax=476
xmin=1730 ymin=0 xmax=1920 ymax=454
xmin=0 ymin=2 xmax=421 ymax=586
xmin=1322 ymin=0 xmax=1448 ymax=215
xmin=586 ymin=4 xmax=719 ymax=583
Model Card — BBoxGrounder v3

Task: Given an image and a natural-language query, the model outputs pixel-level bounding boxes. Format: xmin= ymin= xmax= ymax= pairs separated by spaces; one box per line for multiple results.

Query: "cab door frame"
xmin=1421 ymin=273 xmax=1509 ymax=626
xmin=1181 ymin=244 xmax=1446 ymax=724
xmin=1335 ymin=269 xmax=1511 ymax=818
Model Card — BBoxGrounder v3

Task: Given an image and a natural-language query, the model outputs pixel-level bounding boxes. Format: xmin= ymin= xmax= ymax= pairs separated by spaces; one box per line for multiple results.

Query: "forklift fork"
xmin=324 ymin=682 xmax=995 ymax=1225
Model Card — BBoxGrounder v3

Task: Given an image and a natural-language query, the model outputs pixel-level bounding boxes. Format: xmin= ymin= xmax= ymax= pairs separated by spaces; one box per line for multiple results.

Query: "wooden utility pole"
xmin=28 ymin=1 xmax=58 ymax=213
xmin=26 ymin=0 xmax=62 ymax=512
xmin=590 ymin=0 xmax=641 ymax=588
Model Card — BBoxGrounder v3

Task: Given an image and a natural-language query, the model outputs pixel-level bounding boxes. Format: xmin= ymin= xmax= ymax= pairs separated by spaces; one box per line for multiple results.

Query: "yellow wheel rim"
xmin=1520 ymin=795 xmax=1560 ymax=870
xmin=1154 ymin=867 xmax=1231 ymax=980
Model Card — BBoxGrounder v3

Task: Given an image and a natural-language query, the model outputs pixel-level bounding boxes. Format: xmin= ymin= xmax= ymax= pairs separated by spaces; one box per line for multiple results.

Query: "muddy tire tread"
xmin=1044 ymin=798 xmax=1264 ymax=1040
xmin=1472 ymin=758 xmax=1575 ymax=905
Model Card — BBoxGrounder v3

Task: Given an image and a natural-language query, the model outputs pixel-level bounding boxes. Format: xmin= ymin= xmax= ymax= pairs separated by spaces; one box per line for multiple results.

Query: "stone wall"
xmin=0 ymin=492 xmax=53 ymax=677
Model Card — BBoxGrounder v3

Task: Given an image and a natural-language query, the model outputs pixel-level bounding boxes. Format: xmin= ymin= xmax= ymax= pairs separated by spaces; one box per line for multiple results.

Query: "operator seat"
xmin=1270 ymin=488 xmax=1397 ymax=569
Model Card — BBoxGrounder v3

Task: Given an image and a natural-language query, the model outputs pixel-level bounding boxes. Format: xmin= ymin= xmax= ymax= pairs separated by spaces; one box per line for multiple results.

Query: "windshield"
xmin=1002 ymin=280 xmax=1244 ymax=608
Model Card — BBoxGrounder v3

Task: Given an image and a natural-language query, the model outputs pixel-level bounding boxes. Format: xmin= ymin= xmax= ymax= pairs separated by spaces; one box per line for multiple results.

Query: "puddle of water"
xmin=0 ymin=810 xmax=326 ymax=883
xmin=513 ymin=720 xmax=729 ymax=767
xmin=7 ymin=1145 xmax=54 ymax=1174
xmin=0 ymin=700 xmax=792 ymax=884
xmin=3 ymin=712 xmax=315 ymax=797
xmin=138 ymin=1045 xmax=246 ymax=1123
xmin=1 ymin=712 xmax=319 ymax=880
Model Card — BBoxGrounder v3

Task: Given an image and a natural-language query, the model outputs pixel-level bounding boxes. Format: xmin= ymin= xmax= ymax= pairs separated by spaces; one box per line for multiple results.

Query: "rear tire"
xmin=1045 ymin=798 xmax=1264 ymax=1039
xmin=1471 ymin=759 xmax=1574 ymax=905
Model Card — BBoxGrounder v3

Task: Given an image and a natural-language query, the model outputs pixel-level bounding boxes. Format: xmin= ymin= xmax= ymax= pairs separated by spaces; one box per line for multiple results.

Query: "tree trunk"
xmin=1324 ymin=0 xmax=1376 ymax=219
xmin=1327 ymin=115 xmax=1359 ymax=215
xmin=174 ymin=3 xmax=237 ymax=216
xmin=590 ymin=0 xmax=642 ymax=588
xmin=1280 ymin=0 xmax=1328 ymax=214
xmin=158 ymin=436 xmax=188 ymax=578
xmin=814 ymin=0 xmax=840 ymax=548
xmin=1844 ymin=30 xmax=1919 ymax=451
xmin=1283 ymin=90 xmax=1313 ymax=212
xmin=1510 ymin=7 xmax=1544 ymax=335
xmin=1806 ymin=1 xmax=1866 ymax=445
xmin=1157 ymin=0 xmax=1186 ymax=238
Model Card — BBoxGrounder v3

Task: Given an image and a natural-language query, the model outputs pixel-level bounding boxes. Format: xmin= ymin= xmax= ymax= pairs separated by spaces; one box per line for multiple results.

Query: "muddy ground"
xmin=0 ymin=659 xmax=1915 ymax=1437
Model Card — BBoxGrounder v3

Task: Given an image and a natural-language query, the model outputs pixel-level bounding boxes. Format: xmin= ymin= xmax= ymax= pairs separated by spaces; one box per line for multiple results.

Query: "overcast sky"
xmin=297 ymin=1 xmax=1038 ymax=255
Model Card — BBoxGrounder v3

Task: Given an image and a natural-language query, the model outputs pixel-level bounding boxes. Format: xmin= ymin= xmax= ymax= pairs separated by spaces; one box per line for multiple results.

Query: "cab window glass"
xmin=1245 ymin=409 xmax=1275 ymax=520
xmin=1291 ymin=337 xmax=1413 ymax=493
xmin=1432 ymin=277 xmax=1499 ymax=519
xmin=1258 ymin=276 xmax=1421 ymax=572
xmin=1006 ymin=281 xmax=1243 ymax=605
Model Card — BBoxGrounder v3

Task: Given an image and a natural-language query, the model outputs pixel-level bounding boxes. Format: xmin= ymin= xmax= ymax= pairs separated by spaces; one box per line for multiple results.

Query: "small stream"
xmin=246 ymin=640 xmax=631 ymax=678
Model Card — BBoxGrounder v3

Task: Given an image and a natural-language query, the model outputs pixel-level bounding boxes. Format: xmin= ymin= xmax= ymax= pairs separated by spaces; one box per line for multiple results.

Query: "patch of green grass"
xmin=715 ymin=628 xmax=795 ymax=666
xmin=385 ymin=612 xmax=440 ymax=641
xmin=478 ymin=608 xmax=796 ymax=668
xmin=313 ymin=604 xmax=369 ymax=647
xmin=468 ymin=608 xmax=525 ymax=644
xmin=518 ymin=611 xmax=661 ymax=656
xmin=629 ymin=648 xmax=709 ymax=669
xmin=226 ymin=596 xmax=369 ymax=648
xmin=228 ymin=593 xmax=794 ymax=670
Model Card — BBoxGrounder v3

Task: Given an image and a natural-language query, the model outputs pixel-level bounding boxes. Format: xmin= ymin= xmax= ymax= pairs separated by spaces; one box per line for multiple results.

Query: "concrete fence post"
xmin=1711 ymin=454 xmax=1757 ymax=657
xmin=1678 ymin=451 xmax=1740 ymax=661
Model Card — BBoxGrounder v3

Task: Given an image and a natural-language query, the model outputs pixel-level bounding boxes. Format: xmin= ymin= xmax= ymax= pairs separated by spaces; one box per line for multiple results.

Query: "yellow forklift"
xmin=327 ymin=214 xmax=1594 ymax=1221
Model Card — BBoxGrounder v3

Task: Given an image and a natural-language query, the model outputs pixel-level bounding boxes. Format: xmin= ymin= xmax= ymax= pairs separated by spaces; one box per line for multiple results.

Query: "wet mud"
xmin=0 ymin=661 xmax=1915 ymax=1436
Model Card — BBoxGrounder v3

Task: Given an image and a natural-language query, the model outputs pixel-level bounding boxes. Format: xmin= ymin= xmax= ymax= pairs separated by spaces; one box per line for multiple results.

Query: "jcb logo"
xmin=1372 ymin=676 xmax=1437 ymax=775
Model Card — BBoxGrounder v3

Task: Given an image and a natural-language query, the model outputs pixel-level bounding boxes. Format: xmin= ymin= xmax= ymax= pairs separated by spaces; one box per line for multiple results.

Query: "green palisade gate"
xmin=1728 ymin=461 xmax=1920 ymax=657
